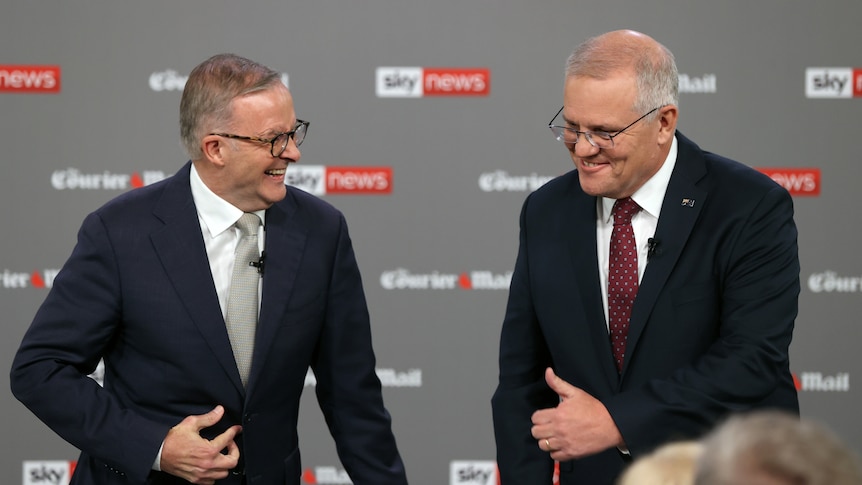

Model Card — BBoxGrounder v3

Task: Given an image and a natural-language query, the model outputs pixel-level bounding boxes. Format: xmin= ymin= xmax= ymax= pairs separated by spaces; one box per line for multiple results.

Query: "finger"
xmin=223 ymin=434 xmax=241 ymax=460
xmin=211 ymin=424 xmax=243 ymax=451
xmin=531 ymin=408 xmax=553 ymax=425
xmin=195 ymin=405 xmax=225 ymax=429
xmin=545 ymin=367 xmax=576 ymax=400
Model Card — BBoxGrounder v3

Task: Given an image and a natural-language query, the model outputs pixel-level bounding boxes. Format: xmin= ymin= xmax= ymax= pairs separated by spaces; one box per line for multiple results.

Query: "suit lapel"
xmin=149 ymin=163 xmax=245 ymax=392
xmin=246 ymin=189 xmax=308 ymax=390
xmin=623 ymin=133 xmax=708 ymax=375
xmin=563 ymin=178 xmax=621 ymax=386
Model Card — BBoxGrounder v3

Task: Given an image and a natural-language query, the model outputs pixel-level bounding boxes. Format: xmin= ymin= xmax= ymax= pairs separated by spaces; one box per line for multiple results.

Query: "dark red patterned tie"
xmin=608 ymin=197 xmax=641 ymax=372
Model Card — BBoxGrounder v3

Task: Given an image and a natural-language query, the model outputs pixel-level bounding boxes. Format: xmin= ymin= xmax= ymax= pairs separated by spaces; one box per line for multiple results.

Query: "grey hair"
xmin=179 ymin=53 xmax=281 ymax=159
xmin=694 ymin=411 xmax=862 ymax=485
xmin=565 ymin=33 xmax=678 ymax=118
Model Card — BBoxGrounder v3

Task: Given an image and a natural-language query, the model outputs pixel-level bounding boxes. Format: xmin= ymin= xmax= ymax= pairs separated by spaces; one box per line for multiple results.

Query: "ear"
xmin=655 ymin=105 xmax=678 ymax=145
xmin=200 ymin=134 xmax=228 ymax=167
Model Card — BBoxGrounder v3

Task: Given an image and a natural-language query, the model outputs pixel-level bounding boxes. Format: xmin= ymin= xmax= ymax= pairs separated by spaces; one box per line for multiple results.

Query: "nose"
xmin=279 ymin=137 xmax=301 ymax=162
xmin=572 ymin=135 xmax=600 ymax=158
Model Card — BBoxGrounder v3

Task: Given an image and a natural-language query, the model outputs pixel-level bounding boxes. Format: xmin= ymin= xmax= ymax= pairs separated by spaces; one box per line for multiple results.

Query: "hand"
xmin=530 ymin=368 xmax=624 ymax=461
xmin=160 ymin=405 xmax=242 ymax=485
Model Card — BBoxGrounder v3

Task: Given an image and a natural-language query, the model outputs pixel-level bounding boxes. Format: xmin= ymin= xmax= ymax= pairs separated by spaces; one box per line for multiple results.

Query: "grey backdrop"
xmin=2 ymin=1 xmax=859 ymax=484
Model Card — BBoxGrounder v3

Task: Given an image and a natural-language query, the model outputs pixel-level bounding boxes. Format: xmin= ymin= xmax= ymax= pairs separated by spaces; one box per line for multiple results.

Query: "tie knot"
xmin=612 ymin=197 xmax=641 ymax=225
xmin=235 ymin=213 xmax=261 ymax=237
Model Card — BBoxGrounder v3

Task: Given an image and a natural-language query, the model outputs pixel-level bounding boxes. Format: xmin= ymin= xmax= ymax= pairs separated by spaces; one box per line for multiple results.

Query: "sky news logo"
xmin=23 ymin=460 xmax=76 ymax=485
xmin=286 ymin=165 xmax=392 ymax=195
xmin=376 ymin=67 xmax=490 ymax=97
xmin=0 ymin=65 xmax=61 ymax=93
xmin=805 ymin=67 xmax=862 ymax=98
xmin=450 ymin=461 xmax=498 ymax=485
xmin=756 ymin=168 xmax=820 ymax=196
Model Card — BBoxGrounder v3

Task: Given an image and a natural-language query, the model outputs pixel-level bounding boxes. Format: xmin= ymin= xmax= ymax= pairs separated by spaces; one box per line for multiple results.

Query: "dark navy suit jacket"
xmin=492 ymin=133 xmax=800 ymax=485
xmin=11 ymin=162 xmax=407 ymax=484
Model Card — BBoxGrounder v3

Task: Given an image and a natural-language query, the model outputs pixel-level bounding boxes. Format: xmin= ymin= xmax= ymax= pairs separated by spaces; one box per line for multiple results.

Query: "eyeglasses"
xmin=548 ymin=107 xmax=659 ymax=149
xmin=210 ymin=119 xmax=309 ymax=157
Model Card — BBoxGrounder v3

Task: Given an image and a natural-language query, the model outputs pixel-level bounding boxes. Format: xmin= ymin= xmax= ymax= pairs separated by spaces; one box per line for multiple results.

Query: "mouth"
xmin=265 ymin=168 xmax=286 ymax=177
xmin=580 ymin=159 xmax=607 ymax=169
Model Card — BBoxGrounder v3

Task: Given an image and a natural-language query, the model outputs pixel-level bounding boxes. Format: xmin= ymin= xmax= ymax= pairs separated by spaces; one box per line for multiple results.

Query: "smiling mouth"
xmin=265 ymin=168 xmax=286 ymax=176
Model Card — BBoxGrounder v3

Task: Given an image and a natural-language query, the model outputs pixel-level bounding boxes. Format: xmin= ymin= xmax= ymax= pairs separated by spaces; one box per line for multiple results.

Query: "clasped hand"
xmin=161 ymin=405 xmax=243 ymax=485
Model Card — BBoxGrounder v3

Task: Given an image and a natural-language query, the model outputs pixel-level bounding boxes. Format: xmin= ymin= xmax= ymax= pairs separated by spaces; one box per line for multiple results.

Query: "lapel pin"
xmin=681 ymin=198 xmax=695 ymax=207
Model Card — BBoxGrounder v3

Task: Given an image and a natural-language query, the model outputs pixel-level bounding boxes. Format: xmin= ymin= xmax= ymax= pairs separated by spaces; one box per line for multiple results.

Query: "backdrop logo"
xmin=302 ymin=466 xmax=352 ymax=484
xmin=376 ymin=67 xmax=490 ymax=97
xmin=756 ymin=168 xmax=820 ymax=196
xmin=479 ymin=170 xmax=555 ymax=192
xmin=380 ymin=268 xmax=512 ymax=290
xmin=793 ymin=372 xmax=850 ymax=392
xmin=51 ymin=168 xmax=168 ymax=190
xmin=2 ymin=269 xmax=60 ymax=290
xmin=0 ymin=65 xmax=61 ymax=93
xmin=23 ymin=460 xmax=76 ymax=485
xmin=678 ymin=73 xmax=716 ymax=93
xmin=286 ymin=165 xmax=392 ymax=195
xmin=304 ymin=368 xmax=422 ymax=388
xmin=450 ymin=461 xmax=498 ymax=485
xmin=808 ymin=271 xmax=862 ymax=293
xmin=805 ymin=67 xmax=862 ymax=98
xmin=149 ymin=70 xmax=288 ymax=92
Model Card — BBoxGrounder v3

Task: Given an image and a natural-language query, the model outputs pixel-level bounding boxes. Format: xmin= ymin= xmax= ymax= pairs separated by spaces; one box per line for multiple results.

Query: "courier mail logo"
xmin=805 ymin=67 xmax=862 ymax=98
xmin=376 ymin=67 xmax=490 ymax=97
xmin=0 ymin=65 xmax=61 ymax=93
xmin=756 ymin=168 xmax=820 ymax=196
xmin=286 ymin=165 xmax=392 ymax=195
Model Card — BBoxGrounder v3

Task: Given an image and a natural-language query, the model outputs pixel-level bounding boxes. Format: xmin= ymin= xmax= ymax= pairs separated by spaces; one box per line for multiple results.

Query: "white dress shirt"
xmin=596 ymin=136 xmax=678 ymax=331
xmin=153 ymin=164 xmax=266 ymax=471
xmin=189 ymin=163 xmax=266 ymax=320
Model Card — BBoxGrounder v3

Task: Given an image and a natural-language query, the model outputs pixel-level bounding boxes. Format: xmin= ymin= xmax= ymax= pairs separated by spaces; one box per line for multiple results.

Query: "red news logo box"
xmin=326 ymin=166 xmax=393 ymax=194
xmin=0 ymin=65 xmax=61 ymax=93
xmin=422 ymin=68 xmax=490 ymax=96
xmin=757 ymin=168 xmax=821 ymax=196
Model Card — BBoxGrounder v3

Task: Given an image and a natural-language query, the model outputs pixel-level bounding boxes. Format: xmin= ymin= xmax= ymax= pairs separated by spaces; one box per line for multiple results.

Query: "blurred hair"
xmin=617 ymin=441 xmax=703 ymax=485
xmin=179 ymin=53 xmax=281 ymax=159
xmin=695 ymin=410 xmax=862 ymax=485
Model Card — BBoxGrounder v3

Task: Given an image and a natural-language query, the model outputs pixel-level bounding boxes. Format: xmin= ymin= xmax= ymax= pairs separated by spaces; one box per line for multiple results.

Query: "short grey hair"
xmin=179 ymin=53 xmax=281 ymax=159
xmin=565 ymin=33 xmax=678 ymax=118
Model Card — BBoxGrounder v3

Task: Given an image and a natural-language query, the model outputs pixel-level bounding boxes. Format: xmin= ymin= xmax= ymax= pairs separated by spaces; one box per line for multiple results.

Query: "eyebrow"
xmin=562 ymin=115 xmax=617 ymax=133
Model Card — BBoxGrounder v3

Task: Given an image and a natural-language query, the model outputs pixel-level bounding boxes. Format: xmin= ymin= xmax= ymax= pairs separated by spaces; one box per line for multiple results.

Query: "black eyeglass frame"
xmin=210 ymin=119 xmax=309 ymax=157
xmin=548 ymin=107 xmax=660 ymax=149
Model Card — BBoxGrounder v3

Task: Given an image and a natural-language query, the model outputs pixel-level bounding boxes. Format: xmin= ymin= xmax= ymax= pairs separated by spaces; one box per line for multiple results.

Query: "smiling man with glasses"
xmin=492 ymin=30 xmax=800 ymax=485
xmin=12 ymin=53 xmax=407 ymax=485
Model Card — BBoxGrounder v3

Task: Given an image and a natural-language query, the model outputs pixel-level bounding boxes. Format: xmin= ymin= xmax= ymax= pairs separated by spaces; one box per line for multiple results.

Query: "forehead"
xmin=229 ymin=85 xmax=295 ymax=131
xmin=562 ymin=74 xmax=637 ymax=123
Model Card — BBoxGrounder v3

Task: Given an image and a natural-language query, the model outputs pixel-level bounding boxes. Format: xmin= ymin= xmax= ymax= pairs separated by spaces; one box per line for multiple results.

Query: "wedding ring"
xmin=544 ymin=438 xmax=551 ymax=450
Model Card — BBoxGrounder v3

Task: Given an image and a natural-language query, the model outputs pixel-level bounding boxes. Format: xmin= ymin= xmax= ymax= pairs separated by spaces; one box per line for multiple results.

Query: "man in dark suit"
xmin=11 ymin=53 xmax=407 ymax=485
xmin=491 ymin=30 xmax=800 ymax=485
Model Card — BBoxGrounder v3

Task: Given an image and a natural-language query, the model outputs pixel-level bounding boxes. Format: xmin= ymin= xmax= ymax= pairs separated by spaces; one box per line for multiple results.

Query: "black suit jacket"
xmin=491 ymin=133 xmax=800 ymax=485
xmin=11 ymin=162 xmax=407 ymax=484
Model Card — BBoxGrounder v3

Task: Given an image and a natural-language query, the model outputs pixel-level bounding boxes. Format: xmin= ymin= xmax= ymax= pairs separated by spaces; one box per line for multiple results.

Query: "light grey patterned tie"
xmin=226 ymin=213 xmax=261 ymax=387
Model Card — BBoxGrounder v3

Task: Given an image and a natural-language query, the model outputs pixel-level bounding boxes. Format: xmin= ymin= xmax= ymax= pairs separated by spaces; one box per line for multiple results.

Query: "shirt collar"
xmin=601 ymin=135 xmax=678 ymax=222
xmin=190 ymin=163 xmax=266 ymax=238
